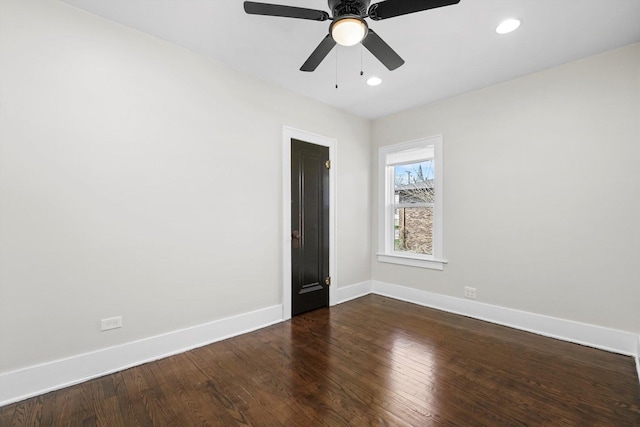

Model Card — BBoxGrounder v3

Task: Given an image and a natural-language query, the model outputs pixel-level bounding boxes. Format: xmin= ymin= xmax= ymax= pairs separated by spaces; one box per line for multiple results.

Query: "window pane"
xmin=394 ymin=161 xmax=434 ymax=203
xmin=394 ymin=207 xmax=433 ymax=255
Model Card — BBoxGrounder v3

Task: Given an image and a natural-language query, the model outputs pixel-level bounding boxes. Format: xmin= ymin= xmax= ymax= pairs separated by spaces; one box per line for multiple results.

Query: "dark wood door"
xmin=291 ymin=139 xmax=329 ymax=316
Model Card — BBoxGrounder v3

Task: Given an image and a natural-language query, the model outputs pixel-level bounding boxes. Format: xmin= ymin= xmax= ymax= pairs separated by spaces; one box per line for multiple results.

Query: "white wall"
xmin=0 ymin=0 xmax=370 ymax=373
xmin=372 ymin=43 xmax=640 ymax=334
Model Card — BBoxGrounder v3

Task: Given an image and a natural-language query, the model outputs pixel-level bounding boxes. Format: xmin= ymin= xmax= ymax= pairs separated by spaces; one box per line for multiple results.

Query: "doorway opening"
xmin=282 ymin=127 xmax=336 ymax=319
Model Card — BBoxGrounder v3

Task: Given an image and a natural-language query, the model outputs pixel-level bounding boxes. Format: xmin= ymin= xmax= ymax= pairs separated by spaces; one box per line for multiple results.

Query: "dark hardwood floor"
xmin=2 ymin=295 xmax=639 ymax=426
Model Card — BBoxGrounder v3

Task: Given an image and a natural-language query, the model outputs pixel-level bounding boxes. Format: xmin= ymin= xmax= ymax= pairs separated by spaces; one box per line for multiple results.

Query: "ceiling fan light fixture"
xmin=331 ymin=16 xmax=367 ymax=46
xmin=496 ymin=18 xmax=521 ymax=34
xmin=244 ymin=0 xmax=462 ymax=72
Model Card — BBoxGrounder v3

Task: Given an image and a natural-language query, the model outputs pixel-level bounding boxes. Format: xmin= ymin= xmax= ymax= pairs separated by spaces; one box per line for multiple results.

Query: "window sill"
xmin=376 ymin=253 xmax=448 ymax=270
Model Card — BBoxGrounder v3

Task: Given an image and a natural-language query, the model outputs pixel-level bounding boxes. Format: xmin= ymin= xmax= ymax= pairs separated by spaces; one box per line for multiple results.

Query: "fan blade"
xmin=300 ymin=34 xmax=336 ymax=72
xmin=361 ymin=29 xmax=404 ymax=71
xmin=244 ymin=2 xmax=329 ymax=21
xmin=369 ymin=0 xmax=460 ymax=21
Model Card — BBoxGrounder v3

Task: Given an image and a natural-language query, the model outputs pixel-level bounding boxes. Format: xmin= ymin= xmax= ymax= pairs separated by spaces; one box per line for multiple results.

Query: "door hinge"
xmin=325 ymin=276 xmax=331 ymax=286
xmin=325 ymin=160 xmax=331 ymax=169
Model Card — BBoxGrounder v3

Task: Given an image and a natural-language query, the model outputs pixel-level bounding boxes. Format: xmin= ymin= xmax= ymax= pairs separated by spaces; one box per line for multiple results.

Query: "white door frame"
xmin=282 ymin=126 xmax=337 ymax=320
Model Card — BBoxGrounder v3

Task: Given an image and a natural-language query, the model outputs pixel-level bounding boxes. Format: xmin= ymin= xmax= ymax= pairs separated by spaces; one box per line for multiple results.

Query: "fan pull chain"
xmin=335 ymin=47 xmax=338 ymax=89
xmin=360 ymin=44 xmax=364 ymax=76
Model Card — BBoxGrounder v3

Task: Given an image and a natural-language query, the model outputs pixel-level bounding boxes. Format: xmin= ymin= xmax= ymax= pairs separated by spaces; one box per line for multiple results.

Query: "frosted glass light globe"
xmin=332 ymin=18 xmax=367 ymax=46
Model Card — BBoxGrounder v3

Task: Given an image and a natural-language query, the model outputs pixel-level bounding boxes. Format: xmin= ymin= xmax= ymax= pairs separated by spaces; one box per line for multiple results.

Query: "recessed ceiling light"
xmin=496 ymin=18 xmax=521 ymax=34
xmin=367 ymin=76 xmax=382 ymax=86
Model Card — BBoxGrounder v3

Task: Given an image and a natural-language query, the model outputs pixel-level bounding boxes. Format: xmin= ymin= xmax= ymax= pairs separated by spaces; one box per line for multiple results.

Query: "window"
xmin=378 ymin=136 xmax=446 ymax=270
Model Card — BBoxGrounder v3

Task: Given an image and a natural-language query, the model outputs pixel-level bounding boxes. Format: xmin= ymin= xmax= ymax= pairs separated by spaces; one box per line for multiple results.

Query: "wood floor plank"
xmin=1 ymin=295 xmax=639 ymax=426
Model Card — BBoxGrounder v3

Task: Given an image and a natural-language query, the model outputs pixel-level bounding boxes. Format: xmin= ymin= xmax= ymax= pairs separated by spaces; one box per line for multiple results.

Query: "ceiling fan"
xmin=243 ymin=0 xmax=461 ymax=72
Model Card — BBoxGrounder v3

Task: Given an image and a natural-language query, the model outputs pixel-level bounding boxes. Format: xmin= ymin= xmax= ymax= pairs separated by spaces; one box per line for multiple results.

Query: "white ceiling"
xmin=60 ymin=0 xmax=640 ymax=119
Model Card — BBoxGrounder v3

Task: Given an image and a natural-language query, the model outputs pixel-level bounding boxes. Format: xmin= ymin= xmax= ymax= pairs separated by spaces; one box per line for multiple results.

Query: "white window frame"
xmin=377 ymin=135 xmax=447 ymax=270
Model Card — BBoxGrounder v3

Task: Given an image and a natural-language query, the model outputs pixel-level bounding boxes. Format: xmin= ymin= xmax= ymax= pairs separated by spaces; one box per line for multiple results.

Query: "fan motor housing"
xmin=328 ymin=0 xmax=370 ymax=17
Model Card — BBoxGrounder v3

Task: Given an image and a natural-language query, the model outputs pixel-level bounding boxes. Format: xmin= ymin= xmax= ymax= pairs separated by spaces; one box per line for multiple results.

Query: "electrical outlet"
xmin=464 ymin=287 xmax=476 ymax=300
xmin=101 ymin=316 xmax=122 ymax=331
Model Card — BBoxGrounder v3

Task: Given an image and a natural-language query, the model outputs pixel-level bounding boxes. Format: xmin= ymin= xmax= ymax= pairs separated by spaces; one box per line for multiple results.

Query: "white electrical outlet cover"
xmin=100 ymin=316 xmax=122 ymax=331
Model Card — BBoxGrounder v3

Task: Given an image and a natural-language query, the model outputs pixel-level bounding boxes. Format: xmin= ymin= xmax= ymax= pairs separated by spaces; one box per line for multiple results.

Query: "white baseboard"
xmin=371 ymin=280 xmax=638 ymax=357
xmin=334 ymin=280 xmax=373 ymax=305
xmin=0 ymin=305 xmax=283 ymax=407
xmin=3 ymin=282 xmax=638 ymax=407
